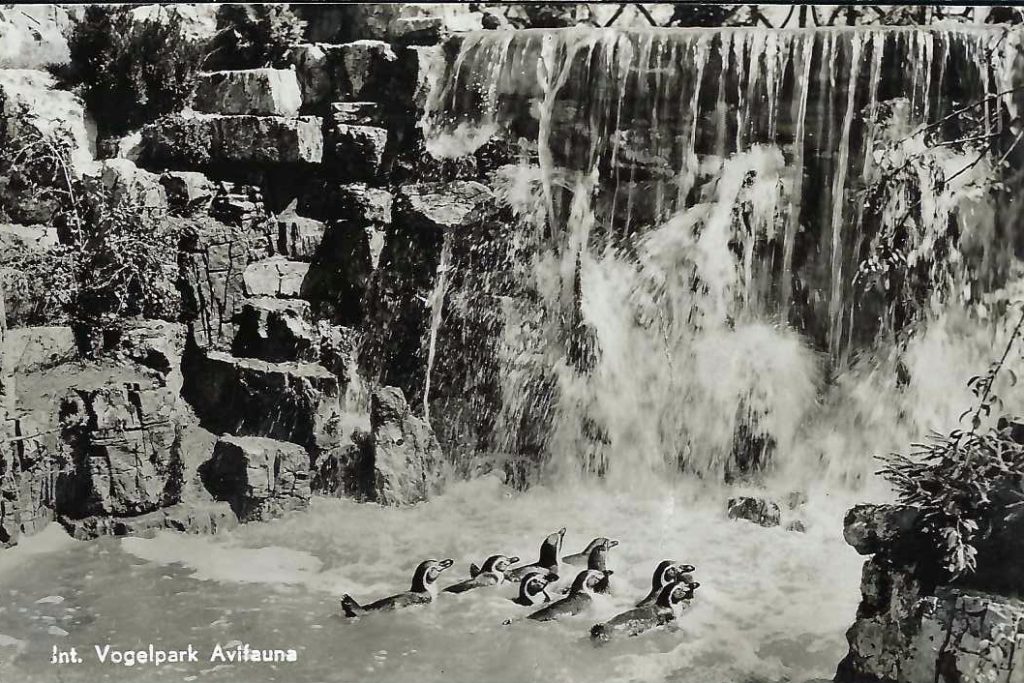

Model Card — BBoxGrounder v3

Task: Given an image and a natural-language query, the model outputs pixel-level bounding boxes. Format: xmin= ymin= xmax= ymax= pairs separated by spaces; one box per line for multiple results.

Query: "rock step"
xmin=194 ymin=68 xmax=302 ymax=117
xmin=182 ymin=350 xmax=339 ymax=451
xmin=201 ymin=435 xmax=311 ymax=522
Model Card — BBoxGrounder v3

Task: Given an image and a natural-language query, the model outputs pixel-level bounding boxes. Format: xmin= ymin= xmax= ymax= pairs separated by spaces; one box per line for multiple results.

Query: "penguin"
xmin=340 ymin=559 xmax=454 ymax=617
xmin=525 ymin=569 xmax=611 ymax=622
xmin=560 ymin=538 xmax=617 ymax=595
xmin=636 ymin=560 xmax=696 ymax=608
xmin=562 ymin=537 xmax=619 ymax=567
xmin=444 ymin=555 xmax=520 ymax=594
xmin=505 ymin=527 xmax=566 ymax=582
xmin=510 ymin=571 xmax=559 ymax=607
xmin=590 ymin=579 xmax=700 ymax=642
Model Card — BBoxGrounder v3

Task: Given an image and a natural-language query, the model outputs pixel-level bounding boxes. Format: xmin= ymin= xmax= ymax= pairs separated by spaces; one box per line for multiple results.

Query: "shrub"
xmin=0 ymin=100 xmax=77 ymax=224
xmin=65 ymin=5 xmax=204 ymax=136
xmin=205 ymin=4 xmax=305 ymax=70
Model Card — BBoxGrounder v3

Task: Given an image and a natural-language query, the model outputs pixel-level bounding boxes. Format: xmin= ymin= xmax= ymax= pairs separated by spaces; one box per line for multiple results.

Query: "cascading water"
xmin=422 ymin=25 xmax=1024 ymax=488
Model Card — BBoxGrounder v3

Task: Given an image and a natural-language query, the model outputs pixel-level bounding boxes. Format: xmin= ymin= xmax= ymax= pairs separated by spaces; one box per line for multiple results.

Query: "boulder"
xmin=59 ymin=500 xmax=238 ymax=540
xmin=193 ymin=69 xmax=303 ymax=117
xmin=83 ymin=159 xmax=168 ymax=210
xmin=183 ymin=350 xmax=339 ymax=451
xmin=275 ymin=206 xmax=326 ymax=259
xmin=394 ymin=181 xmax=492 ymax=232
xmin=843 ymin=504 xmax=923 ymax=556
xmin=388 ymin=16 xmax=447 ymax=45
xmin=242 ymin=257 xmax=310 ymax=298
xmin=286 ymin=43 xmax=342 ymax=108
xmin=202 ymin=436 xmax=310 ymax=522
xmin=143 ymin=114 xmax=324 ymax=167
xmin=112 ymin=320 xmax=186 ymax=381
xmin=312 ymin=435 xmax=372 ymax=499
xmin=232 ymin=297 xmax=319 ymax=363
xmin=726 ymin=496 xmax=781 ymax=527
xmin=57 ymin=383 xmax=183 ymax=518
xmin=326 ymin=124 xmax=388 ymax=180
xmin=178 ymin=217 xmax=263 ymax=350
xmin=160 ymin=171 xmax=216 ymax=213
xmin=369 ymin=386 xmax=445 ymax=505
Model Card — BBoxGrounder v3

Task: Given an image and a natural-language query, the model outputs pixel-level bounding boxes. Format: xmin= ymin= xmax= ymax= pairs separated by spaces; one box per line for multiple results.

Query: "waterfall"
xmin=420 ymin=25 xmax=1023 ymax=486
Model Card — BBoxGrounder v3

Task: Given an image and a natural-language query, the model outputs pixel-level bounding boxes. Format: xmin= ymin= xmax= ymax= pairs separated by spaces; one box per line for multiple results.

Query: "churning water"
xmin=3 ymin=23 xmax=1024 ymax=683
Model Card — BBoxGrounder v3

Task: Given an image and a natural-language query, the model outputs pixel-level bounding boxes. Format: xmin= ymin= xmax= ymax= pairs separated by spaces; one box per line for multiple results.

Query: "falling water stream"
xmin=2 ymin=24 xmax=1023 ymax=683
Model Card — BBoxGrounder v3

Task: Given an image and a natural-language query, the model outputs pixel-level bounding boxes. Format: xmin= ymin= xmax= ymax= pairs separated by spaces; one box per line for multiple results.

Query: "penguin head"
xmin=652 ymin=560 xmax=696 ymax=591
xmin=587 ymin=538 xmax=619 ymax=570
xmin=539 ymin=527 xmax=567 ymax=567
xmin=480 ymin=554 xmax=520 ymax=576
xmin=519 ymin=571 xmax=558 ymax=605
xmin=569 ymin=568 xmax=612 ymax=596
xmin=584 ymin=537 xmax=611 ymax=553
xmin=657 ymin=580 xmax=700 ymax=612
xmin=411 ymin=558 xmax=455 ymax=593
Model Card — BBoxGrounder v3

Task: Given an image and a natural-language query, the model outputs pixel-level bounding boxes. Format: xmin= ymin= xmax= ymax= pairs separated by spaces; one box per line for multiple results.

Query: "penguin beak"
xmin=439 ymin=559 xmax=454 ymax=570
xmin=558 ymin=528 xmax=566 ymax=537
xmin=607 ymin=540 xmax=619 ymax=548
xmin=544 ymin=572 xmax=559 ymax=582
xmin=681 ymin=564 xmax=696 ymax=573
xmin=508 ymin=556 xmax=520 ymax=565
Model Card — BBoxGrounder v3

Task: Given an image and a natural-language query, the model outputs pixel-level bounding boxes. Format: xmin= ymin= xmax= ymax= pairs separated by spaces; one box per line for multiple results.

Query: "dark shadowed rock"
xmin=727 ymin=496 xmax=781 ymax=527
xmin=232 ymin=297 xmax=319 ymax=364
xmin=843 ymin=504 xmax=923 ymax=556
xmin=299 ymin=182 xmax=392 ymax=224
xmin=312 ymin=432 xmax=372 ymax=500
xmin=369 ymin=386 xmax=445 ymax=505
xmin=160 ymin=171 xmax=216 ymax=213
xmin=394 ymin=181 xmax=493 ymax=232
xmin=57 ymin=383 xmax=183 ymax=517
xmin=389 ymin=16 xmax=446 ymax=45
xmin=202 ymin=435 xmax=310 ymax=522
xmin=193 ymin=69 xmax=302 ymax=117
xmin=339 ymin=40 xmax=396 ymax=100
xmin=326 ymin=124 xmax=388 ymax=180
xmin=276 ymin=207 xmax=326 ymax=260
xmin=331 ymin=101 xmax=386 ymax=127
xmin=183 ymin=350 xmax=339 ymax=451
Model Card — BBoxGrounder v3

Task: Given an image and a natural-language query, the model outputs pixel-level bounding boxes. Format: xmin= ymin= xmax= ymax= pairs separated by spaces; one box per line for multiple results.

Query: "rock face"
xmin=202 ymin=436 xmax=310 ymax=521
xmin=193 ymin=69 xmax=303 ymax=117
xmin=326 ymin=124 xmax=388 ymax=180
xmin=726 ymin=496 xmax=781 ymax=527
xmin=183 ymin=350 xmax=339 ymax=451
xmin=83 ymin=159 xmax=167 ymax=210
xmin=60 ymin=500 xmax=237 ymax=539
xmin=243 ymin=257 xmax=310 ymax=298
xmin=143 ymin=114 xmax=324 ymax=167
xmin=836 ymin=503 xmax=1024 ymax=683
xmin=369 ymin=386 xmax=445 ymax=505
xmin=0 ymin=417 xmax=58 ymax=546
xmin=57 ymin=383 xmax=183 ymax=517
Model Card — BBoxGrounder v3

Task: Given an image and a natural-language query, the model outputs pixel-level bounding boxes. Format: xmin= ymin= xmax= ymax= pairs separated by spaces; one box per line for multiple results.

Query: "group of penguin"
xmin=339 ymin=528 xmax=700 ymax=642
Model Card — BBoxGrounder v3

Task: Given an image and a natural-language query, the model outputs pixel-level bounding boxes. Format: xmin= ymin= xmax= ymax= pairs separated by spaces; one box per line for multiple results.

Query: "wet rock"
xmin=843 ymin=504 xmax=923 ymax=556
xmin=339 ymin=40 xmax=396 ymax=99
xmin=318 ymin=324 xmax=363 ymax=400
xmin=232 ymin=297 xmax=319 ymax=364
xmin=326 ymin=124 xmax=388 ymax=181
xmin=312 ymin=434 xmax=372 ymax=500
xmin=59 ymin=500 xmax=238 ymax=540
xmin=286 ymin=43 xmax=340 ymax=108
xmin=143 ymin=114 xmax=323 ymax=168
xmin=369 ymin=386 xmax=446 ymax=506
xmin=299 ymin=182 xmax=392 ymax=224
xmin=304 ymin=221 xmax=378 ymax=324
xmin=242 ymin=257 xmax=310 ymax=298
xmin=202 ymin=436 xmax=310 ymax=522
xmin=183 ymin=350 xmax=339 ymax=451
xmin=57 ymin=383 xmax=183 ymax=517
xmin=726 ymin=496 xmax=781 ymax=527
xmin=160 ymin=171 xmax=216 ymax=213
xmin=275 ymin=206 xmax=326 ymax=260
xmin=193 ymin=69 xmax=302 ymax=117
xmin=394 ymin=181 xmax=492 ymax=232
xmin=391 ymin=45 xmax=444 ymax=111
xmin=178 ymin=217 xmax=263 ymax=350
xmin=96 ymin=130 xmax=144 ymax=162
xmin=83 ymin=159 xmax=167 ymax=210
xmin=330 ymin=101 xmax=386 ymax=127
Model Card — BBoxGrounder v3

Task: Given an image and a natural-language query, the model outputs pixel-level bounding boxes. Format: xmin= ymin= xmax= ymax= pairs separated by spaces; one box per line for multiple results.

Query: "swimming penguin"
xmin=505 ymin=528 xmax=566 ymax=582
xmin=636 ymin=560 xmax=696 ymax=608
xmin=590 ymin=579 xmax=700 ymax=642
xmin=525 ymin=569 xmax=611 ymax=622
xmin=562 ymin=537 xmax=619 ymax=567
xmin=510 ymin=571 xmax=559 ymax=607
xmin=444 ymin=555 xmax=520 ymax=594
xmin=560 ymin=538 xmax=618 ymax=595
xmin=340 ymin=559 xmax=454 ymax=617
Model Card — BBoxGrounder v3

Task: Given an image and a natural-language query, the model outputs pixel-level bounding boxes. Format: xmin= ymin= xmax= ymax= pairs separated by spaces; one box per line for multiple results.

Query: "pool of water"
xmin=0 ymin=477 xmax=864 ymax=683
